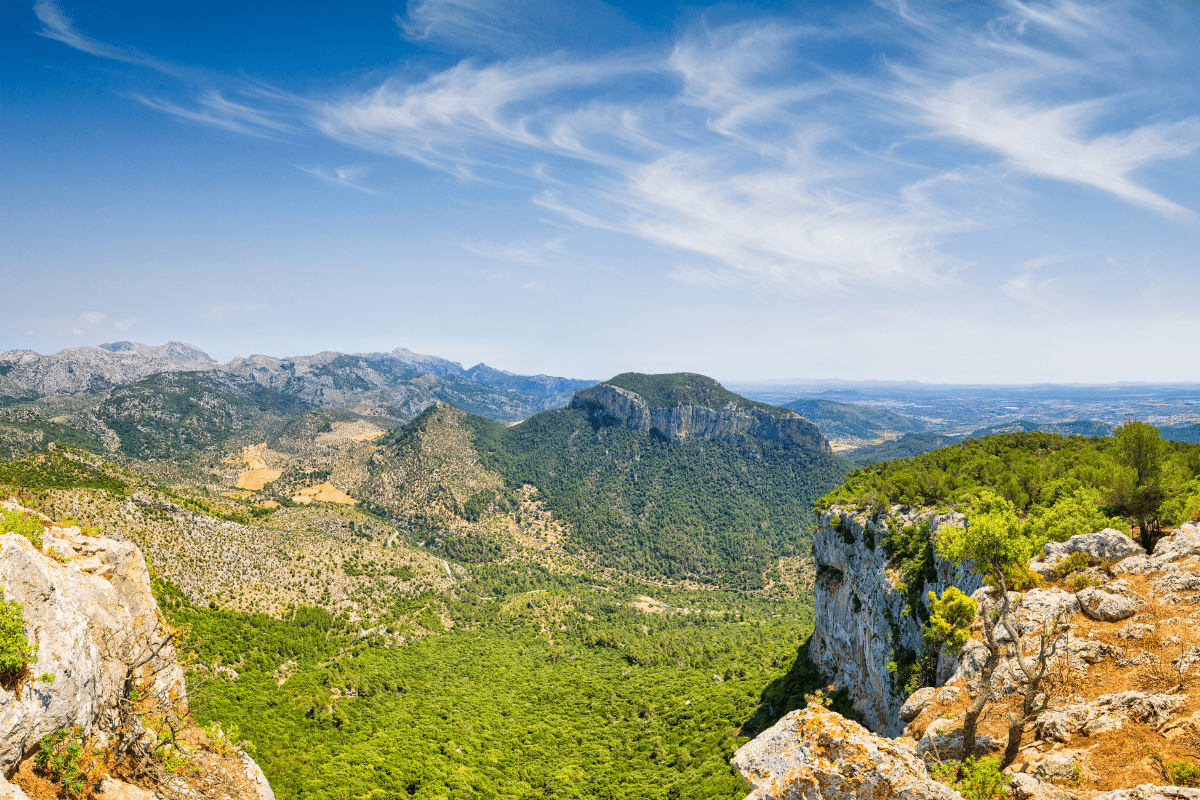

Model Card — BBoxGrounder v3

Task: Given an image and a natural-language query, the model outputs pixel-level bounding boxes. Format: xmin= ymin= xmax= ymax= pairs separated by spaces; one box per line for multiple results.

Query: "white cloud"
xmin=463 ymin=237 xmax=566 ymax=266
xmin=33 ymin=0 xmax=178 ymax=74
xmin=23 ymin=331 xmax=33 ymax=337
xmin=114 ymin=317 xmax=137 ymax=331
xmin=81 ymin=311 xmax=106 ymax=324
xmin=296 ymin=166 xmax=384 ymax=196
xmin=37 ymin=0 xmax=1200 ymax=296
xmin=70 ymin=328 xmax=83 ymax=335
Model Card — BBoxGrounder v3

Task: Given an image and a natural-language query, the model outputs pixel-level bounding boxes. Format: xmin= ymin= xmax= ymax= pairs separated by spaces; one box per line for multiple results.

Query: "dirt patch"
xmin=315 ymin=420 xmax=387 ymax=444
xmin=236 ymin=468 xmax=282 ymax=491
xmin=292 ymin=482 xmax=355 ymax=505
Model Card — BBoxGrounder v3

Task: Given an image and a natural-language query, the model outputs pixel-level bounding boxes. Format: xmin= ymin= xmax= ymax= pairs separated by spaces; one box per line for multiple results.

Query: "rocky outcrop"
xmin=731 ymin=706 xmax=962 ymax=800
xmin=0 ymin=344 xmax=216 ymax=398
xmin=808 ymin=507 xmax=983 ymax=735
xmin=570 ymin=383 xmax=830 ymax=452
xmin=0 ymin=504 xmax=184 ymax=774
xmin=0 ymin=500 xmax=273 ymax=798
xmin=1032 ymin=530 xmax=1145 ymax=575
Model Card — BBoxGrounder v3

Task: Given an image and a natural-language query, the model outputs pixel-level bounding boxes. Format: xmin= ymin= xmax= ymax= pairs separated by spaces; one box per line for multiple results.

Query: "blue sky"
xmin=3 ymin=0 xmax=1199 ymax=382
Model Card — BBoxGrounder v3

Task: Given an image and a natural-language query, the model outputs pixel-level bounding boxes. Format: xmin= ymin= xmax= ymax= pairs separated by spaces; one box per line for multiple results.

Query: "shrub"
xmin=1 ymin=509 xmax=45 ymax=549
xmin=930 ymin=756 xmax=1007 ymax=800
xmin=1054 ymin=551 xmax=1091 ymax=579
xmin=0 ymin=598 xmax=37 ymax=688
xmin=33 ymin=726 xmax=91 ymax=794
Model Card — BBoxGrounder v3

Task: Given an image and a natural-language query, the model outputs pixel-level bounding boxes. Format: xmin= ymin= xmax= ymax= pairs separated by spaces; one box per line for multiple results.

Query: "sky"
xmin=3 ymin=0 xmax=1199 ymax=383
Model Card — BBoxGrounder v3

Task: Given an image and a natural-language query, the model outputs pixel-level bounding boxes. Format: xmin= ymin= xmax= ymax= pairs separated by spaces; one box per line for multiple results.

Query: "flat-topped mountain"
xmin=570 ymin=373 xmax=831 ymax=452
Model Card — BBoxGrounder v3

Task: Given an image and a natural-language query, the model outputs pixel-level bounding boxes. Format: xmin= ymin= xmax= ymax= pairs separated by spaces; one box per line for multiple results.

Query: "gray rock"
xmin=1092 ymin=786 xmax=1200 ymax=800
xmin=900 ymin=687 xmax=938 ymax=723
xmin=1039 ymin=531 xmax=1145 ymax=571
xmin=1152 ymin=524 xmax=1200 ymax=565
xmin=1118 ymin=622 xmax=1156 ymax=639
xmin=1036 ymin=692 xmax=1185 ymax=741
xmin=731 ymin=707 xmax=963 ymax=800
xmin=809 ymin=506 xmax=982 ymax=735
xmin=570 ymin=383 xmax=830 ymax=452
xmin=0 ymin=518 xmax=184 ymax=773
xmin=1111 ymin=555 xmax=1154 ymax=576
xmin=1029 ymin=749 xmax=1093 ymax=783
xmin=1172 ymin=647 xmax=1200 ymax=673
xmin=1009 ymin=773 xmax=1078 ymax=800
xmin=244 ymin=754 xmax=276 ymax=800
xmin=1070 ymin=640 xmax=1123 ymax=664
xmin=1153 ymin=571 xmax=1200 ymax=594
xmin=1078 ymin=586 xmax=1145 ymax=621
xmin=0 ymin=774 xmax=31 ymax=800
xmin=916 ymin=717 xmax=1000 ymax=763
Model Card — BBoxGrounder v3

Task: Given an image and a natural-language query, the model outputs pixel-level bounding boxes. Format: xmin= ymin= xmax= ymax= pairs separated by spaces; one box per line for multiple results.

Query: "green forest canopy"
xmin=457 ymin=406 xmax=852 ymax=588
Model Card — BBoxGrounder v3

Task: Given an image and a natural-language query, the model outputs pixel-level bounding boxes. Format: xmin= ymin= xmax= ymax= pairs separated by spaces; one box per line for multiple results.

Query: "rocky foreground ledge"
xmin=0 ymin=498 xmax=274 ymax=800
xmin=735 ymin=518 xmax=1200 ymax=800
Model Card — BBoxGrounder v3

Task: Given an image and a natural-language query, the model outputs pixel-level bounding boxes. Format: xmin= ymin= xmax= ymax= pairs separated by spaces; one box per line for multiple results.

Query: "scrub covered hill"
xmin=447 ymin=376 xmax=853 ymax=588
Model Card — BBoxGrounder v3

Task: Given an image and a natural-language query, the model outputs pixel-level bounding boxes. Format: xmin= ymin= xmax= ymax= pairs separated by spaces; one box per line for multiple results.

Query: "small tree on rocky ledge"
xmin=938 ymin=490 xmax=1070 ymax=771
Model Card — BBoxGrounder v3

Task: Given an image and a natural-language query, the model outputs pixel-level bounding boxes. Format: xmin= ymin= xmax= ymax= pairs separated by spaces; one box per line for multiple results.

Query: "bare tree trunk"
xmin=961 ymin=597 xmax=1000 ymax=766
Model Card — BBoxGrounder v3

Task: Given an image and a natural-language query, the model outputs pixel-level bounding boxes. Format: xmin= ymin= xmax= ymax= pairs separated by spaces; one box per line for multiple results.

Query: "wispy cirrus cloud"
xmin=463 ymin=237 xmax=567 ymax=266
xmin=35 ymin=0 xmax=1200 ymax=296
xmin=296 ymin=165 xmax=385 ymax=196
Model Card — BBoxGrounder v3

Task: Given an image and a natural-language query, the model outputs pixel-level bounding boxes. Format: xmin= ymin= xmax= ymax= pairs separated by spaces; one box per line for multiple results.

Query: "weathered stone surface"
xmin=1173 ymin=647 xmax=1200 ymax=673
xmin=1036 ymin=692 xmax=1185 ymax=741
xmin=1001 ymin=588 xmax=1080 ymax=638
xmin=731 ymin=707 xmax=962 ymax=800
xmin=1111 ymin=555 xmax=1154 ymax=576
xmin=809 ymin=507 xmax=983 ymax=735
xmin=0 ymin=774 xmax=30 ymax=800
xmin=1092 ymin=785 xmax=1200 ymax=800
xmin=1037 ymin=531 xmax=1145 ymax=572
xmin=915 ymin=717 xmax=1000 ymax=763
xmin=900 ymin=687 xmax=938 ymax=723
xmin=1152 ymin=524 xmax=1200 ymax=566
xmin=1070 ymin=640 xmax=1123 ymax=664
xmin=1078 ymin=586 xmax=1145 ymax=622
xmin=244 ymin=754 xmax=276 ymax=800
xmin=0 ymin=507 xmax=184 ymax=774
xmin=1009 ymin=773 xmax=1078 ymax=800
xmin=570 ymin=383 xmax=830 ymax=452
xmin=1029 ymin=749 xmax=1093 ymax=783
xmin=0 ymin=343 xmax=216 ymax=397
xmin=96 ymin=778 xmax=164 ymax=799
xmin=1117 ymin=623 xmax=1156 ymax=639
xmin=1152 ymin=571 xmax=1200 ymax=594
xmin=0 ymin=500 xmax=274 ymax=799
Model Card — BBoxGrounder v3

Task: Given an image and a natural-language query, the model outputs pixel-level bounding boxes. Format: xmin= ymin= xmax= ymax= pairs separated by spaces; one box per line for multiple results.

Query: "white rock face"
xmin=809 ymin=507 xmax=983 ymax=735
xmin=1093 ymin=786 xmax=1200 ymax=800
xmin=569 ymin=383 xmax=831 ymax=452
xmin=1151 ymin=524 xmax=1200 ymax=565
xmin=0 ymin=512 xmax=184 ymax=774
xmin=0 ymin=501 xmax=273 ymax=799
xmin=1033 ymin=531 xmax=1145 ymax=575
xmin=1035 ymin=692 xmax=1186 ymax=742
xmin=730 ymin=707 xmax=962 ymax=800
xmin=1077 ymin=585 xmax=1145 ymax=621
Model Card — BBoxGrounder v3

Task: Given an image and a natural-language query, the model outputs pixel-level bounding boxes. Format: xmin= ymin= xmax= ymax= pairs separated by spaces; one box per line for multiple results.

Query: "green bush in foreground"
xmin=929 ymin=756 xmax=1007 ymax=800
xmin=1 ymin=508 xmax=45 ymax=549
xmin=0 ymin=598 xmax=37 ymax=688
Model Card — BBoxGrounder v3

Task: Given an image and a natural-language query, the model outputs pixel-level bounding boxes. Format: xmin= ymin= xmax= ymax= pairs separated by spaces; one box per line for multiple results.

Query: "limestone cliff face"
xmin=0 ymin=500 xmax=274 ymax=798
xmin=809 ymin=506 xmax=982 ymax=736
xmin=569 ymin=383 xmax=831 ymax=453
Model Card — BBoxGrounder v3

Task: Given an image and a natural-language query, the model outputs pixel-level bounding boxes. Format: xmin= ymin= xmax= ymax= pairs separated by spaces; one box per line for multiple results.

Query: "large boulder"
xmin=1036 ymin=692 xmax=1185 ymax=742
xmin=731 ymin=707 xmax=962 ymax=800
xmin=1077 ymin=584 xmax=1145 ymax=622
xmin=0 ymin=515 xmax=185 ymax=775
xmin=1151 ymin=524 xmax=1200 ymax=566
xmin=1035 ymin=531 xmax=1145 ymax=574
